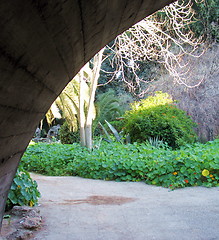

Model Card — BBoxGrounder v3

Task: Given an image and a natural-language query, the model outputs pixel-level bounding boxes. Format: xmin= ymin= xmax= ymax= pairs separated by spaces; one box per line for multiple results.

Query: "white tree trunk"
xmin=78 ymin=71 xmax=86 ymax=147
xmin=85 ymin=48 xmax=104 ymax=149
xmin=85 ymin=124 xmax=92 ymax=150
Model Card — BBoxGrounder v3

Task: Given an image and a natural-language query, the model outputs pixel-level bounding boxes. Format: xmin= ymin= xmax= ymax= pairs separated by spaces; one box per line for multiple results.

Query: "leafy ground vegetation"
xmin=20 ymin=139 xmax=219 ymax=190
xmin=6 ymin=167 xmax=41 ymax=210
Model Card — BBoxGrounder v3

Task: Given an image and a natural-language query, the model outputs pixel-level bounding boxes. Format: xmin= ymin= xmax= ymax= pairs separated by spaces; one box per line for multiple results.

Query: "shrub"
xmin=59 ymin=122 xmax=80 ymax=144
xmin=123 ymin=92 xmax=197 ymax=148
xmin=6 ymin=166 xmax=41 ymax=211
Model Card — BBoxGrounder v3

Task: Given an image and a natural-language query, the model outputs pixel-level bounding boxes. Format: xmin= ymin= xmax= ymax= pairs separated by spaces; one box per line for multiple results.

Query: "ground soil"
xmin=1 ymin=173 xmax=219 ymax=240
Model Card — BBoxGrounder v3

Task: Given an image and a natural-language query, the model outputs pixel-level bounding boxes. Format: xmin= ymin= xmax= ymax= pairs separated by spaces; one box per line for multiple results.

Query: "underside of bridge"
xmin=0 ymin=0 xmax=174 ymax=227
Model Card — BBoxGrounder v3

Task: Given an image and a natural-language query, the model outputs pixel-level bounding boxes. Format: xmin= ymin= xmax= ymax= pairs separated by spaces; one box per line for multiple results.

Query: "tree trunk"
xmin=85 ymin=124 xmax=92 ymax=150
xmin=79 ymin=71 xmax=86 ymax=147
xmin=85 ymin=48 xmax=105 ymax=149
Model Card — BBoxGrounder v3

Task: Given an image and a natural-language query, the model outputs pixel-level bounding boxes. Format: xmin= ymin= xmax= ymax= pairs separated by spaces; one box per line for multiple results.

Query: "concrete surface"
xmin=31 ymin=174 xmax=219 ymax=240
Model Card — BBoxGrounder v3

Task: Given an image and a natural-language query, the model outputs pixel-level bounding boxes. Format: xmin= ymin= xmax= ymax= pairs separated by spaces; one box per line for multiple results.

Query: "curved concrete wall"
xmin=0 ymin=0 xmax=174 ymax=226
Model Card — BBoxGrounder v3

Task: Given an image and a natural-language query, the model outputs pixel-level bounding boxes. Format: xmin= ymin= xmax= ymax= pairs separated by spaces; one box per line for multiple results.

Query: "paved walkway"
xmin=31 ymin=173 xmax=219 ymax=240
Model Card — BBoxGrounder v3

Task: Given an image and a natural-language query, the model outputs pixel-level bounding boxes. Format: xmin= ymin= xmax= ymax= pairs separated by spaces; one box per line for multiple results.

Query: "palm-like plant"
xmin=46 ymin=48 xmax=104 ymax=149
xmin=56 ymin=76 xmax=91 ymax=132
xmin=94 ymin=89 xmax=123 ymax=130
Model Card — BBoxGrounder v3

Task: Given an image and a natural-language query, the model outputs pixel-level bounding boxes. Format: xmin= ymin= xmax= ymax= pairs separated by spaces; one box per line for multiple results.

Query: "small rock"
xmin=26 ymin=210 xmax=40 ymax=218
xmin=11 ymin=206 xmax=40 ymax=217
xmin=21 ymin=216 xmax=42 ymax=229
xmin=6 ymin=229 xmax=33 ymax=240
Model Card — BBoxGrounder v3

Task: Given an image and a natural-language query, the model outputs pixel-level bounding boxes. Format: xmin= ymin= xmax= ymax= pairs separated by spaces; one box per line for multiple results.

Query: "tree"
xmin=78 ymin=48 xmax=104 ymax=148
xmin=48 ymin=48 xmax=104 ymax=149
xmin=99 ymin=0 xmax=205 ymax=97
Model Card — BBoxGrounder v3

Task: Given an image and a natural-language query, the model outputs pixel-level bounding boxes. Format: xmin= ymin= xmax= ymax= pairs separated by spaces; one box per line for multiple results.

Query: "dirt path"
xmin=27 ymin=174 xmax=219 ymax=239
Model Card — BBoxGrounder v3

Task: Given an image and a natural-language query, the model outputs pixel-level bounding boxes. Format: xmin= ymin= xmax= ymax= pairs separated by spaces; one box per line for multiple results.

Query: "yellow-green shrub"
xmin=123 ymin=92 xmax=197 ymax=148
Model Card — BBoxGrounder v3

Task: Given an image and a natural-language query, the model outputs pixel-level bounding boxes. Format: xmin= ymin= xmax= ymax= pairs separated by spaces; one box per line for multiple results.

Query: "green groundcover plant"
xmin=21 ymin=139 xmax=219 ymax=189
xmin=7 ymin=166 xmax=41 ymax=210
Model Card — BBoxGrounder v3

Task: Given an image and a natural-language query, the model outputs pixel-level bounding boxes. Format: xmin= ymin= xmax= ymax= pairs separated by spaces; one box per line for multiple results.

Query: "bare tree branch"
xmin=104 ymin=0 xmax=206 ymax=96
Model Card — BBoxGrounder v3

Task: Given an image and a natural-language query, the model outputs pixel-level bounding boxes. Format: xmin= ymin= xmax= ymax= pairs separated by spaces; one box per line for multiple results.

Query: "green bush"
xmin=21 ymin=139 xmax=219 ymax=189
xmin=123 ymin=92 xmax=197 ymax=148
xmin=59 ymin=122 xmax=80 ymax=144
xmin=6 ymin=166 xmax=41 ymax=210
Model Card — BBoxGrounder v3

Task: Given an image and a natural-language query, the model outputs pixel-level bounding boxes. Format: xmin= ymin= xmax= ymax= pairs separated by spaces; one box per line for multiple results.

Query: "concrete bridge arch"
xmin=0 ymin=0 xmax=174 ymax=226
